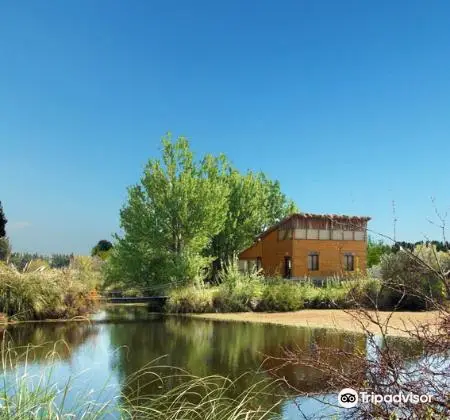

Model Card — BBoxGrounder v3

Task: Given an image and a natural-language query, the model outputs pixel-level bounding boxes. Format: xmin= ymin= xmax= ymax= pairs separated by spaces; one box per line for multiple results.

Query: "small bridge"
xmin=98 ymin=295 xmax=168 ymax=304
xmin=97 ymin=293 xmax=169 ymax=307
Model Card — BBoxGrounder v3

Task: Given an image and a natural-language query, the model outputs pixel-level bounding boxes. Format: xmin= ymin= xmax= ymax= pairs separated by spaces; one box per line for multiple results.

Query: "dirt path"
xmin=189 ymin=310 xmax=441 ymax=336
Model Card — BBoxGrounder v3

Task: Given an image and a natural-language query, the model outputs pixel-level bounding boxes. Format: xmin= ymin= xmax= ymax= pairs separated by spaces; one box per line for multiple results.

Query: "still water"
xmin=0 ymin=305 xmax=418 ymax=418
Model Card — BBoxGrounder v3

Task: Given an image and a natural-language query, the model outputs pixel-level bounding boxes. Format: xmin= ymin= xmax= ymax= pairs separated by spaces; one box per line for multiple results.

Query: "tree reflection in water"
xmin=0 ymin=322 xmax=100 ymax=368
xmin=0 ymin=307 xmax=426 ymax=417
xmin=107 ymin=314 xmax=367 ymax=407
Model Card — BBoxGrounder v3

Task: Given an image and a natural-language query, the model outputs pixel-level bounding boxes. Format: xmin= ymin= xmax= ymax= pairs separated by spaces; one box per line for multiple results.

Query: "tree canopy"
xmin=367 ymin=237 xmax=392 ymax=268
xmin=106 ymin=135 xmax=297 ymax=291
xmin=91 ymin=240 xmax=113 ymax=255
xmin=0 ymin=201 xmax=7 ymax=238
xmin=206 ymin=170 xmax=297 ymax=272
xmin=91 ymin=240 xmax=114 ymax=261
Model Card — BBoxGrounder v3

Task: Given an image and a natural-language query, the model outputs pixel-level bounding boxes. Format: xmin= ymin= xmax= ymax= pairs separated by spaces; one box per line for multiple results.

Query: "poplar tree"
xmin=107 ymin=135 xmax=229 ymax=290
xmin=207 ymin=171 xmax=297 ymax=271
xmin=106 ymin=135 xmax=298 ymax=290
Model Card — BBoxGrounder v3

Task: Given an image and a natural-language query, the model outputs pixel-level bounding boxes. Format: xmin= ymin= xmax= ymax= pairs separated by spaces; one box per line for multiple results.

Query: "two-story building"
xmin=238 ymin=213 xmax=370 ymax=279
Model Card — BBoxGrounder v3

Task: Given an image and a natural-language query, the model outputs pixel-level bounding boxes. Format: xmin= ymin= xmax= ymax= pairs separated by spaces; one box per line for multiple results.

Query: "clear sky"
xmin=1 ymin=0 xmax=449 ymax=255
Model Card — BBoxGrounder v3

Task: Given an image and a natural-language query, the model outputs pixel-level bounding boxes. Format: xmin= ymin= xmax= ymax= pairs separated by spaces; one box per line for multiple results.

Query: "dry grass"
xmin=0 ymin=263 xmax=98 ymax=321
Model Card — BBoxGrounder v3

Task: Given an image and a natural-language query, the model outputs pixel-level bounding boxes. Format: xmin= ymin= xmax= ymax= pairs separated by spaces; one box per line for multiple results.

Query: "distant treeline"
xmin=368 ymin=238 xmax=450 ymax=268
xmin=391 ymin=240 xmax=450 ymax=253
xmin=9 ymin=253 xmax=72 ymax=271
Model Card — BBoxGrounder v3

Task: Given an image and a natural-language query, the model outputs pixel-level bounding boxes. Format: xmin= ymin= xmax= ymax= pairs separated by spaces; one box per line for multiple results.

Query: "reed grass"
xmin=0 ymin=343 xmax=284 ymax=419
xmin=0 ymin=263 xmax=98 ymax=321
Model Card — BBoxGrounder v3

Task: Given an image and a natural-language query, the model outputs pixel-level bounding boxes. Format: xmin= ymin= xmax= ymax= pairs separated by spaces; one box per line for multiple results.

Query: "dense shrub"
xmin=69 ymin=255 xmax=105 ymax=290
xmin=297 ymin=277 xmax=381 ymax=309
xmin=165 ymin=270 xmax=415 ymax=314
xmin=344 ymin=277 xmax=382 ymax=308
xmin=257 ymin=280 xmax=304 ymax=311
xmin=214 ymin=263 xmax=264 ymax=311
xmin=0 ymin=264 xmax=98 ymax=320
xmin=165 ymin=285 xmax=216 ymax=313
xmin=306 ymin=285 xmax=348 ymax=309
xmin=380 ymin=245 xmax=448 ymax=310
xmin=367 ymin=238 xmax=391 ymax=268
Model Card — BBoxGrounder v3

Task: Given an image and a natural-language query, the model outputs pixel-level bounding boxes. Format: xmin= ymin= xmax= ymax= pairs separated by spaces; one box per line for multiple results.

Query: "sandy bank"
xmin=189 ymin=309 xmax=441 ymax=336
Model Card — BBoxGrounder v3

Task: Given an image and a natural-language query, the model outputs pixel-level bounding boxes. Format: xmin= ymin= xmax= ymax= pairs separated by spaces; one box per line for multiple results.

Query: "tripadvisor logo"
xmin=338 ymin=388 xmax=359 ymax=408
xmin=338 ymin=388 xmax=432 ymax=409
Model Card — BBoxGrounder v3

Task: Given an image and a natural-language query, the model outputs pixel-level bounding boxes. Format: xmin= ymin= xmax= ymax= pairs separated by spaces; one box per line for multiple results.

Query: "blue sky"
xmin=1 ymin=0 xmax=449 ymax=254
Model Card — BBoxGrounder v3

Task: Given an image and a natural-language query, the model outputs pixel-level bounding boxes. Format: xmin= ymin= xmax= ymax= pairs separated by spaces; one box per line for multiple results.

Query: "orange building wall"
xmin=239 ymin=232 xmax=367 ymax=278
xmin=239 ymin=230 xmax=292 ymax=276
xmin=292 ymin=239 xmax=367 ymax=278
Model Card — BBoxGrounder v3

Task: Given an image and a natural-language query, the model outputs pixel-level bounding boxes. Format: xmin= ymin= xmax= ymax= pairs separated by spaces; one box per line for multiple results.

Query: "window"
xmin=308 ymin=253 xmax=319 ymax=271
xmin=344 ymin=254 xmax=355 ymax=271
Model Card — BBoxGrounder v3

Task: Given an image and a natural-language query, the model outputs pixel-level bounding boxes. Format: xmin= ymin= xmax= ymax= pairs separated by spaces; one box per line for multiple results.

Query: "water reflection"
xmin=104 ymin=313 xmax=366 ymax=393
xmin=0 ymin=322 xmax=100 ymax=365
xmin=0 ymin=305 xmax=426 ymax=419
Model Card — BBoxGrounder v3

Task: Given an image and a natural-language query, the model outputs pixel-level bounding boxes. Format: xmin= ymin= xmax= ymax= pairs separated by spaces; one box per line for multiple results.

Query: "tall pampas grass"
xmin=0 ymin=263 xmax=98 ymax=321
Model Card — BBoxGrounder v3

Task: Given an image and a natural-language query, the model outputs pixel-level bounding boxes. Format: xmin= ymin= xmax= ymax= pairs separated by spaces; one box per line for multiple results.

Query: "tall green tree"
xmin=367 ymin=237 xmax=391 ymax=267
xmin=107 ymin=135 xmax=298 ymax=290
xmin=0 ymin=201 xmax=7 ymax=238
xmin=107 ymin=135 xmax=230 ymax=290
xmin=207 ymin=171 xmax=297 ymax=271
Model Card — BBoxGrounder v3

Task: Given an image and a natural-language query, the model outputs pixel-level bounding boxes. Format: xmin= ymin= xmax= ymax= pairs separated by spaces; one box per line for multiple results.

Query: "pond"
xmin=0 ymin=305 xmax=420 ymax=419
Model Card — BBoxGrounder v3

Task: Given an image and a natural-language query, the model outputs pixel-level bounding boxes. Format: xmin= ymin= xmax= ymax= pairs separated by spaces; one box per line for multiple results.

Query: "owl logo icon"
xmin=338 ymin=388 xmax=358 ymax=408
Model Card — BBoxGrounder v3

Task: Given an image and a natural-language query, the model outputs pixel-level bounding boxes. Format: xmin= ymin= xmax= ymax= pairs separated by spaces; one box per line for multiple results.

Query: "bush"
xmin=165 ymin=260 xmax=424 ymax=314
xmin=166 ymin=285 xmax=216 ymax=313
xmin=380 ymin=245 xmax=448 ymax=310
xmin=214 ymin=263 xmax=264 ymax=311
xmin=367 ymin=238 xmax=391 ymax=268
xmin=214 ymin=281 xmax=262 ymax=312
xmin=257 ymin=280 xmax=304 ymax=312
xmin=343 ymin=277 xmax=382 ymax=308
xmin=166 ymin=273 xmax=387 ymax=314
xmin=309 ymin=285 xmax=348 ymax=309
xmin=297 ymin=277 xmax=380 ymax=309
xmin=69 ymin=255 xmax=104 ymax=290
